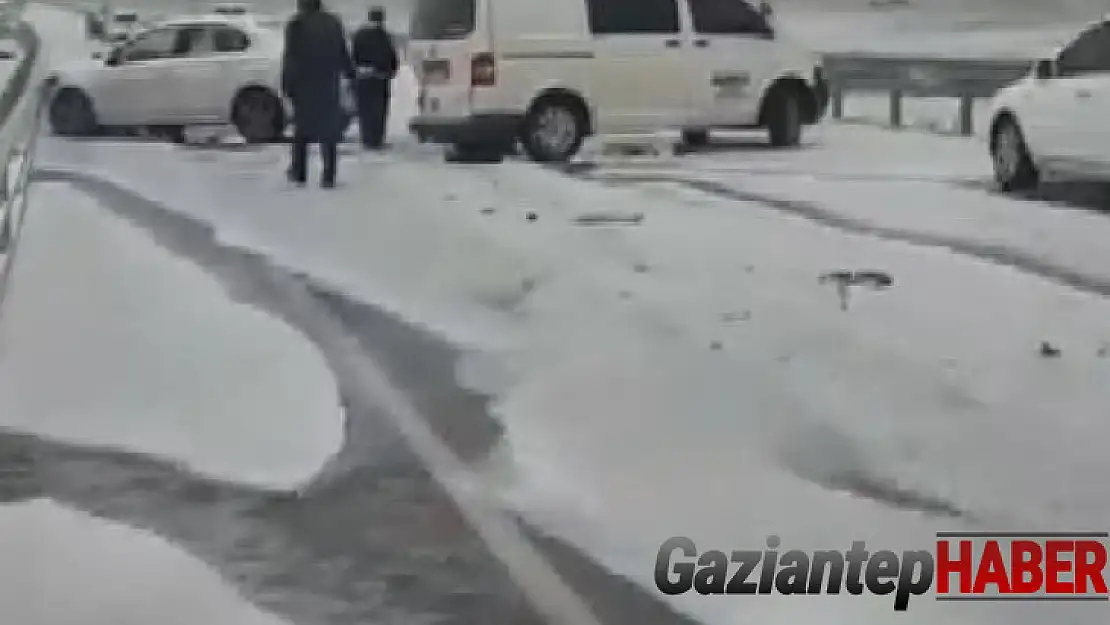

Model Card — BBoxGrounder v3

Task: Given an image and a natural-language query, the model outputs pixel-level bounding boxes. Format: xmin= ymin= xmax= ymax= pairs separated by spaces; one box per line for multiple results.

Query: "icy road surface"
xmin=36 ymin=114 xmax=1110 ymax=625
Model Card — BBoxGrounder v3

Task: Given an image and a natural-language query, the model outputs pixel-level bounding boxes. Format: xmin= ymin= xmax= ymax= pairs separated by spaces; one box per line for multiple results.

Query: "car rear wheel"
xmin=521 ymin=97 xmax=587 ymax=163
xmin=49 ymin=88 xmax=98 ymax=137
xmin=991 ymin=116 xmax=1039 ymax=192
xmin=232 ymin=89 xmax=284 ymax=143
xmin=765 ymin=87 xmax=803 ymax=148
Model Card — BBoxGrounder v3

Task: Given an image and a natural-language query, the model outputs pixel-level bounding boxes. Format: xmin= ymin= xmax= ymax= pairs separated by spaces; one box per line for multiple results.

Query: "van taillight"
xmin=471 ymin=53 xmax=495 ymax=87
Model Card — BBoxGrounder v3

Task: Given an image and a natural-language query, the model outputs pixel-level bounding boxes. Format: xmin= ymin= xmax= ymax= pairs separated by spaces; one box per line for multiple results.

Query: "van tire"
xmin=521 ymin=95 xmax=587 ymax=163
xmin=765 ymin=86 xmax=803 ymax=148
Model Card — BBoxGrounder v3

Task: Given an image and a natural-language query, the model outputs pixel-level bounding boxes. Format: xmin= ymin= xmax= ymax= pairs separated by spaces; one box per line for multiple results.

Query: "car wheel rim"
xmin=994 ymin=124 xmax=1021 ymax=181
xmin=532 ymin=107 xmax=577 ymax=158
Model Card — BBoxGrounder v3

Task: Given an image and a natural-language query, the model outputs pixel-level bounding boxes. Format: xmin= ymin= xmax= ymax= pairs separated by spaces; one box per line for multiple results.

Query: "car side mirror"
xmin=1034 ymin=58 xmax=1055 ymax=79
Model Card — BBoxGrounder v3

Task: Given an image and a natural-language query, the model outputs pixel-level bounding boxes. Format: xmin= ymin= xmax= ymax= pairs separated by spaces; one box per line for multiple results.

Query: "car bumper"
xmin=409 ymin=113 xmax=522 ymax=146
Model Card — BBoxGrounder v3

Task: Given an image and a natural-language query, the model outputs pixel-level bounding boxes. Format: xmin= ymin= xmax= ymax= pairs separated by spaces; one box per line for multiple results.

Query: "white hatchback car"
xmin=988 ymin=16 xmax=1110 ymax=191
xmin=48 ymin=15 xmax=353 ymax=142
xmin=407 ymin=0 xmax=828 ymax=162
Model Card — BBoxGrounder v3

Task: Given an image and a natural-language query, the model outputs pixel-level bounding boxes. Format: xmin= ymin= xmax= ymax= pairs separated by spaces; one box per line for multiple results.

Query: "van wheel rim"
xmin=994 ymin=124 xmax=1021 ymax=181
xmin=532 ymin=107 xmax=577 ymax=157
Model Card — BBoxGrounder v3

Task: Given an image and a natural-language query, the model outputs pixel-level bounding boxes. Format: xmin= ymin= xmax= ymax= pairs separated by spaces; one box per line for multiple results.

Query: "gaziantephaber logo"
xmin=655 ymin=532 xmax=1109 ymax=610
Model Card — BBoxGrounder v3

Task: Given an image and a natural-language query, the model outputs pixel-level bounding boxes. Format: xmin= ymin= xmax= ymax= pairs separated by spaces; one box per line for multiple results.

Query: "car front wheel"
xmin=991 ymin=116 xmax=1039 ymax=192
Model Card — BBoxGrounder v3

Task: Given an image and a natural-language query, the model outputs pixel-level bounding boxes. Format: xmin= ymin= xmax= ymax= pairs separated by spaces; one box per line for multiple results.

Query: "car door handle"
xmin=694 ymin=39 xmax=709 ymax=47
xmin=664 ymin=39 xmax=680 ymax=47
xmin=1076 ymin=89 xmax=1092 ymax=99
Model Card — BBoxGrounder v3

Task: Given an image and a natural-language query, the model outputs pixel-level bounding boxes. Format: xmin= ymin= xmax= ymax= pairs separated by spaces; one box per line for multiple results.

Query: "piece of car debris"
xmin=1039 ymin=341 xmax=1061 ymax=358
xmin=574 ymin=212 xmax=644 ymax=225
xmin=818 ymin=270 xmax=894 ymax=289
xmin=480 ymin=207 xmax=495 ymax=215
xmin=526 ymin=211 xmax=538 ymax=222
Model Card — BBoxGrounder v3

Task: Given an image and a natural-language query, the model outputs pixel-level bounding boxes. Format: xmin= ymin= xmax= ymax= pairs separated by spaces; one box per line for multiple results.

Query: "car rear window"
xmin=116 ymin=13 xmax=139 ymax=23
xmin=409 ymin=0 xmax=475 ymax=40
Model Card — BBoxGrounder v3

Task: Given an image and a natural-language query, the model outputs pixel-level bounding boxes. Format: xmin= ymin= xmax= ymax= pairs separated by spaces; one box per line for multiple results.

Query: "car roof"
xmin=159 ymin=14 xmax=272 ymax=30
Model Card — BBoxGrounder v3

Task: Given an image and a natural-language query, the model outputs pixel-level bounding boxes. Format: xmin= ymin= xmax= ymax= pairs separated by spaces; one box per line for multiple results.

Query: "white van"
xmin=406 ymin=0 xmax=829 ymax=162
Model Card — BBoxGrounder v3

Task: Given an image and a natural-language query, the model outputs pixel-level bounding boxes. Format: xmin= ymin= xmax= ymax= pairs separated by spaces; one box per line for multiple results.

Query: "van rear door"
xmin=408 ymin=0 xmax=487 ymax=121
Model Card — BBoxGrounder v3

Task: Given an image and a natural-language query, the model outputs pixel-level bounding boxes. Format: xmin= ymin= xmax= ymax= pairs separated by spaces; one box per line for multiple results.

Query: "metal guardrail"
xmin=0 ymin=17 xmax=50 ymax=310
xmin=821 ymin=53 xmax=1035 ymax=135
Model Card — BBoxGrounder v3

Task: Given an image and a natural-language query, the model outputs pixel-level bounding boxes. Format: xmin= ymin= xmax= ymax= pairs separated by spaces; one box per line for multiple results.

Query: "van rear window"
xmin=410 ymin=0 xmax=475 ymax=40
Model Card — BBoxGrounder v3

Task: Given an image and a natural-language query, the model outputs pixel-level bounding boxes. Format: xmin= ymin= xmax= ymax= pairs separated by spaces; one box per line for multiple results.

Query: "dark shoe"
xmin=287 ymin=168 xmax=305 ymax=186
xmin=321 ymin=179 xmax=336 ymax=189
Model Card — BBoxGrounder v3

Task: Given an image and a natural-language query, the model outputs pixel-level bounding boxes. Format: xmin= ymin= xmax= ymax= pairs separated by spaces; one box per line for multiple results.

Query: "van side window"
xmin=687 ymin=0 xmax=770 ymax=35
xmin=585 ymin=0 xmax=680 ymax=34
xmin=1056 ymin=24 xmax=1110 ymax=76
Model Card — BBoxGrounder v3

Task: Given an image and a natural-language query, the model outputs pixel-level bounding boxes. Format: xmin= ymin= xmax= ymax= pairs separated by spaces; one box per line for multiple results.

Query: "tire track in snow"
xmin=19 ymin=168 xmax=704 ymax=625
xmin=565 ymin=167 xmax=1110 ymax=300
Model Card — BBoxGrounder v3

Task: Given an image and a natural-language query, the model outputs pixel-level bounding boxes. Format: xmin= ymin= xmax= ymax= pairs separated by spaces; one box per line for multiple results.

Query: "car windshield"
xmin=115 ymin=13 xmax=138 ymax=23
xmin=409 ymin=0 xmax=475 ymax=40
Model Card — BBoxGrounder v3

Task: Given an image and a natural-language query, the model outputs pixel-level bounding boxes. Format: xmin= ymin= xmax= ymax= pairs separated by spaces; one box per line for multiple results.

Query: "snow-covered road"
xmin=10 ymin=4 xmax=1110 ymax=625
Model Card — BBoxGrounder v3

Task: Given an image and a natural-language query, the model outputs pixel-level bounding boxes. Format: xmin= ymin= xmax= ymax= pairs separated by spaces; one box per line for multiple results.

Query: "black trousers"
xmin=355 ymin=77 xmax=390 ymax=148
xmin=289 ymin=132 xmax=338 ymax=185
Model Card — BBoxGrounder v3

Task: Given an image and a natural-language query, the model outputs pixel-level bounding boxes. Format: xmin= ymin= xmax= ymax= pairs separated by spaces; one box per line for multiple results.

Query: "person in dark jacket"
xmin=281 ymin=0 xmax=354 ymax=187
xmin=350 ymin=6 xmax=398 ymax=150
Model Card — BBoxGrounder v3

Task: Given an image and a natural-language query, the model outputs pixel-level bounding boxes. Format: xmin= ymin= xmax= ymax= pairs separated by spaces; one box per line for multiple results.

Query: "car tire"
xmin=49 ymin=88 xmax=99 ymax=137
xmin=991 ymin=116 xmax=1039 ymax=192
xmin=521 ymin=96 xmax=587 ymax=163
xmin=765 ymin=86 xmax=803 ymax=148
xmin=232 ymin=89 xmax=284 ymax=143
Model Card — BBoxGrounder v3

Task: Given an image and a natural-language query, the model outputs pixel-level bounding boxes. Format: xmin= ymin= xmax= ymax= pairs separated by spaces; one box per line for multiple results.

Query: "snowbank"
xmin=0 ymin=181 xmax=343 ymax=490
xmin=0 ymin=498 xmax=291 ymax=625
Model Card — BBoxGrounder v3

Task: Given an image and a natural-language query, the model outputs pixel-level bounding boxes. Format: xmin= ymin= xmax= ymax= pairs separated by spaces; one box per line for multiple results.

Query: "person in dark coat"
xmin=350 ymin=6 xmax=399 ymax=150
xmin=281 ymin=0 xmax=354 ymax=187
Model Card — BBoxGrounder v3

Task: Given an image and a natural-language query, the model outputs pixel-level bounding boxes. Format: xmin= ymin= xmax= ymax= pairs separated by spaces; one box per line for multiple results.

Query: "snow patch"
xmin=0 ymin=182 xmax=344 ymax=491
xmin=0 ymin=498 xmax=292 ymax=625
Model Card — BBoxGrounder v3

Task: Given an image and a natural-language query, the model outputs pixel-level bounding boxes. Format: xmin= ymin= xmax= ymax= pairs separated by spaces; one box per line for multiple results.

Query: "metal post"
xmin=831 ymin=88 xmax=843 ymax=119
xmin=958 ymin=94 xmax=974 ymax=136
xmin=888 ymin=90 xmax=902 ymax=129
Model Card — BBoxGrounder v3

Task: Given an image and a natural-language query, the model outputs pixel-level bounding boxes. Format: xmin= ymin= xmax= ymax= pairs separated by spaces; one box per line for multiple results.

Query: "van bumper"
xmin=409 ymin=114 xmax=522 ymax=146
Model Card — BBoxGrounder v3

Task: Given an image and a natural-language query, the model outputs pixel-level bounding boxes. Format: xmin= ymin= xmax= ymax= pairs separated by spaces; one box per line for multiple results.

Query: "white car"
xmin=406 ymin=0 xmax=828 ymax=162
xmin=987 ymin=16 xmax=1110 ymax=191
xmin=48 ymin=15 xmax=353 ymax=142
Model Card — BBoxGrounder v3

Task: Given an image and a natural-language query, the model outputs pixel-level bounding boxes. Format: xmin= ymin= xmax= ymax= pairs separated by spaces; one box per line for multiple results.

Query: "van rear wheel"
xmin=521 ymin=97 xmax=586 ymax=163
